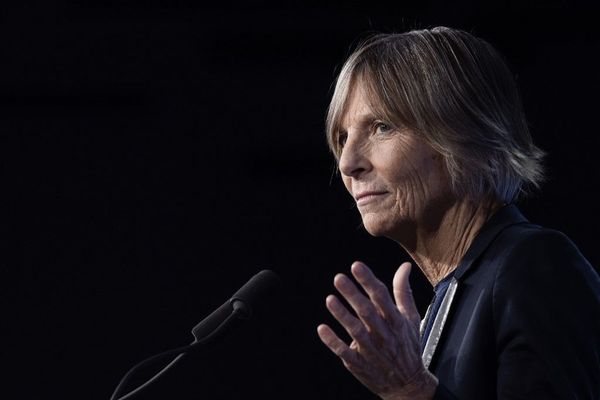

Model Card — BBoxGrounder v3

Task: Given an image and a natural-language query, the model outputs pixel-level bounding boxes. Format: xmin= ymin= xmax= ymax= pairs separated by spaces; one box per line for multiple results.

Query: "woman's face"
xmin=338 ymin=83 xmax=454 ymax=240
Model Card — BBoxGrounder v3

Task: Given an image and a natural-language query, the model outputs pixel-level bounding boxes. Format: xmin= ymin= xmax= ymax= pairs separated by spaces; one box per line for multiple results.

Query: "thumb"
xmin=393 ymin=262 xmax=420 ymax=328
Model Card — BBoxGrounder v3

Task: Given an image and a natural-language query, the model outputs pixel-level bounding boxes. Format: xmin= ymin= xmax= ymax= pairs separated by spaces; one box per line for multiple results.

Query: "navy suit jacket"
xmin=424 ymin=205 xmax=600 ymax=399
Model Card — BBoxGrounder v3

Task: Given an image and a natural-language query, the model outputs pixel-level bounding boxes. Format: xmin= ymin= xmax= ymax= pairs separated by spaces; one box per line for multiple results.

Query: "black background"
xmin=4 ymin=1 xmax=600 ymax=399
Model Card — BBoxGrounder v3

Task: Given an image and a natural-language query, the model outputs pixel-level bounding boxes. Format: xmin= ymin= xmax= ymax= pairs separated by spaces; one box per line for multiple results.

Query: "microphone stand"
xmin=109 ymin=307 xmax=242 ymax=400
xmin=109 ymin=269 xmax=279 ymax=400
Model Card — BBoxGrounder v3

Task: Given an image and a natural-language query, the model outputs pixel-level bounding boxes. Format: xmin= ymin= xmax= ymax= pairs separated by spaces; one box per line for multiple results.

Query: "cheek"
xmin=390 ymin=174 xmax=424 ymax=215
xmin=386 ymin=155 xmax=423 ymax=191
xmin=413 ymin=157 xmax=452 ymax=204
xmin=388 ymin=153 xmax=446 ymax=206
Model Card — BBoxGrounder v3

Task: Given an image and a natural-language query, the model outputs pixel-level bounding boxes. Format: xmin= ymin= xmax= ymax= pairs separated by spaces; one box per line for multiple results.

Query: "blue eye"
xmin=374 ymin=122 xmax=392 ymax=134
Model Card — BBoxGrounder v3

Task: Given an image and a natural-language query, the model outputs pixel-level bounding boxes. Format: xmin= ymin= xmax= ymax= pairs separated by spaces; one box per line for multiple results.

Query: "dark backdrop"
xmin=4 ymin=1 xmax=600 ymax=399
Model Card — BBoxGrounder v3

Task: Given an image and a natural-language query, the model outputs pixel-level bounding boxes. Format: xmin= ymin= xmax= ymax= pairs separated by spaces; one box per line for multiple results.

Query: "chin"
xmin=361 ymin=215 xmax=395 ymax=237
xmin=363 ymin=225 xmax=385 ymax=237
xmin=362 ymin=214 xmax=415 ymax=241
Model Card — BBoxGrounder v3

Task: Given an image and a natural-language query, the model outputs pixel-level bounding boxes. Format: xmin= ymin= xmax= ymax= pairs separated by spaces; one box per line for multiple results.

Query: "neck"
xmin=396 ymin=198 xmax=503 ymax=286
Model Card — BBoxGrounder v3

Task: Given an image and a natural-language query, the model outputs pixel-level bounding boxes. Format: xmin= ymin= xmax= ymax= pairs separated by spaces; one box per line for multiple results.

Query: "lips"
xmin=354 ymin=191 xmax=389 ymax=205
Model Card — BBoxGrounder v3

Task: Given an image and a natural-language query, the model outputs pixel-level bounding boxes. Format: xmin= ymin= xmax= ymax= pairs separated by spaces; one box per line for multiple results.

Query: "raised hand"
xmin=317 ymin=261 xmax=438 ymax=400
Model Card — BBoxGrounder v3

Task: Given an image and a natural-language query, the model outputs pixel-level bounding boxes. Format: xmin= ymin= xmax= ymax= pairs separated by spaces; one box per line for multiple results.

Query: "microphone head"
xmin=229 ymin=269 xmax=281 ymax=319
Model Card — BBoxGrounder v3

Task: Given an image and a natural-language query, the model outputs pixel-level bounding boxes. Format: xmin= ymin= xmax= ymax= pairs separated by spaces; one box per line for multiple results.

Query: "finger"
xmin=317 ymin=324 xmax=361 ymax=365
xmin=325 ymin=294 xmax=375 ymax=346
xmin=393 ymin=262 xmax=421 ymax=328
xmin=317 ymin=325 xmax=376 ymax=384
xmin=350 ymin=261 xmax=402 ymax=322
xmin=333 ymin=274 xmax=391 ymax=337
xmin=326 ymin=293 xmax=398 ymax=371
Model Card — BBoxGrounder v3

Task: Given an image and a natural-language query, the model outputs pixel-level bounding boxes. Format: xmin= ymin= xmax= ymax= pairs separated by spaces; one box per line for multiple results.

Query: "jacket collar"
xmin=452 ymin=204 xmax=528 ymax=281
xmin=420 ymin=204 xmax=529 ymax=368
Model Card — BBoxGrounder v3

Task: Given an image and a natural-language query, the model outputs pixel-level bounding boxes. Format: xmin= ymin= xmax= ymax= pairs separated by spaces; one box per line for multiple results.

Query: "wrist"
xmin=382 ymin=368 xmax=439 ymax=400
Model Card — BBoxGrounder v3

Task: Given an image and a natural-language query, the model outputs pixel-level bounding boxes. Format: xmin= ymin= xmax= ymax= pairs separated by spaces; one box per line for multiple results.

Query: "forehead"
xmin=340 ymin=83 xmax=379 ymax=131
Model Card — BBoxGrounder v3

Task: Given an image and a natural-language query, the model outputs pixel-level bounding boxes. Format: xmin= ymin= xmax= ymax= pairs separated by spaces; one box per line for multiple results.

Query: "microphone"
xmin=192 ymin=269 xmax=281 ymax=341
xmin=110 ymin=269 xmax=281 ymax=400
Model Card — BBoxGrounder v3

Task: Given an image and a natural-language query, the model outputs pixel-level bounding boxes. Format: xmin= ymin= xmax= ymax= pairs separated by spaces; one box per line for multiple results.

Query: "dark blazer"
xmin=424 ymin=205 xmax=600 ymax=399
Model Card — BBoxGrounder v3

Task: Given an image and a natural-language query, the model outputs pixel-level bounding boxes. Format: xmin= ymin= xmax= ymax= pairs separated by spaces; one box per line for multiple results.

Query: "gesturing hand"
xmin=317 ymin=261 xmax=438 ymax=400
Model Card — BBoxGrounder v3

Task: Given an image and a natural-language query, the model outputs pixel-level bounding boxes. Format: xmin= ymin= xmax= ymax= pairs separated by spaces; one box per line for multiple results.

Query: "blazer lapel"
xmin=420 ymin=205 xmax=529 ymax=367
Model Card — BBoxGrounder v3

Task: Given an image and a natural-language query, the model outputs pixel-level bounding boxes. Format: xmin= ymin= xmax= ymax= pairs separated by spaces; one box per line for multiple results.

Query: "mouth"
xmin=355 ymin=191 xmax=389 ymax=206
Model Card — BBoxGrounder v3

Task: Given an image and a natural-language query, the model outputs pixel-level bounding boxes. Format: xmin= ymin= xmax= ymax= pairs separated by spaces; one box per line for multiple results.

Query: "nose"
xmin=338 ymin=134 xmax=371 ymax=179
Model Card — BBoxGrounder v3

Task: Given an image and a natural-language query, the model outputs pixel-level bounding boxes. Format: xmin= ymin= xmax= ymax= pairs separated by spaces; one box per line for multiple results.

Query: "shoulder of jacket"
xmin=492 ymin=222 xmax=577 ymax=256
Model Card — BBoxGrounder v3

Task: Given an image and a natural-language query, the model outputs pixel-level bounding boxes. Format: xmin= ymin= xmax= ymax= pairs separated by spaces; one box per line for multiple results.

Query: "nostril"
xmin=339 ymin=148 xmax=369 ymax=178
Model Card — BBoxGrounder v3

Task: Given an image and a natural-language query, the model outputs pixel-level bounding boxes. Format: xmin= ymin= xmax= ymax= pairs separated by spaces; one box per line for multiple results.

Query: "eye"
xmin=337 ymin=131 xmax=348 ymax=148
xmin=374 ymin=121 xmax=393 ymax=135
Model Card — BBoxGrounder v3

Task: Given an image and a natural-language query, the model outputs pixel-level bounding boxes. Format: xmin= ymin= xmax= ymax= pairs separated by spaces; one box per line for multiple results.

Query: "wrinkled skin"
xmin=317 ymin=262 xmax=438 ymax=400
xmin=336 ymin=84 xmax=453 ymax=243
xmin=318 ymin=84 xmax=442 ymax=399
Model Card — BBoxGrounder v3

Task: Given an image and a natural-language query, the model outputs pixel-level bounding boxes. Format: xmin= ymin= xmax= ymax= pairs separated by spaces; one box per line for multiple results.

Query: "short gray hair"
xmin=326 ymin=26 xmax=545 ymax=203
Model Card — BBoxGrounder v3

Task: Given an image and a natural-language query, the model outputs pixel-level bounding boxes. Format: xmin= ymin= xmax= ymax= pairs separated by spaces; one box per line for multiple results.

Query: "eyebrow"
xmin=340 ymin=112 xmax=380 ymax=133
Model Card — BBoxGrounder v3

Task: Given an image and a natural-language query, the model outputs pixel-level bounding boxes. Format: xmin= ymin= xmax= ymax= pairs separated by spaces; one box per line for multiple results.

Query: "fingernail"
xmin=326 ymin=295 xmax=340 ymax=311
xmin=352 ymin=262 xmax=366 ymax=275
xmin=334 ymin=273 xmax=348 ymax=286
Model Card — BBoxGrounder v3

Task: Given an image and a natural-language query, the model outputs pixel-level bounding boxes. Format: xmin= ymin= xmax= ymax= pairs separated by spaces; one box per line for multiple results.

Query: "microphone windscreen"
xmin=192 ymin=269 xmax=281 ymax=340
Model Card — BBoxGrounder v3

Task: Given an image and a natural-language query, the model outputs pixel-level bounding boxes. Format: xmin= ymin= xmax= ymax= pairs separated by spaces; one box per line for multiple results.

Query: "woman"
xmin=317 ymin=27 xmax=600 ymax=399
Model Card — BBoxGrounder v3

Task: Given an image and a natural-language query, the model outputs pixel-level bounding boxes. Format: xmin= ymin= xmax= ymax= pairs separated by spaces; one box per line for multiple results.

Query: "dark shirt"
xmin=420 ymin=272 xmax=455 ymax=354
